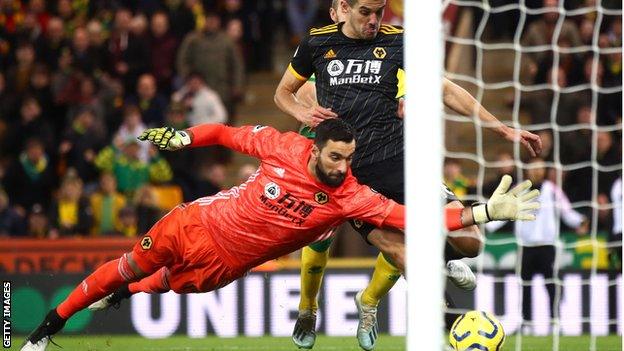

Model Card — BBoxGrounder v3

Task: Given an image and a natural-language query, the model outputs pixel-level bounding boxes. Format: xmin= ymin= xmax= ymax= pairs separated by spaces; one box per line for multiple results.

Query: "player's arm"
xmin=274 ymin=37 xmax=337 ymax=127
xmin=381 ymin=175 xmax=542 ymax=232
xmin=442 ymin=78 xmax=543 ymax=157
xmin=295 ymin=79 xmax=318 ymax=108
xmin=137 ymin=124 xmax=282 ymax=160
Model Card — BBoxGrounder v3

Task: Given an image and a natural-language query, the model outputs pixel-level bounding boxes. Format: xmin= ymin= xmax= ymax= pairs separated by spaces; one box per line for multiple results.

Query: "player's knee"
xmin=447 ymin=225 xmax=482 ymax=258
xmin=124 ymin=252 xmax=148 ymax=280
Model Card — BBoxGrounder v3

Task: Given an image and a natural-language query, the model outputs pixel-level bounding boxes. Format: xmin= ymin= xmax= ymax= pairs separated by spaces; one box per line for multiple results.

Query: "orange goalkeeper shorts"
xmin=131 ymin=205 xmax=240 ymax=293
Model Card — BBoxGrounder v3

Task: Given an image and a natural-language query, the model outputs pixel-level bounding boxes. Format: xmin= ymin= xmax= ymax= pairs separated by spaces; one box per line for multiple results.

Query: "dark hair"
xmin=314 ymin=118 xmax=355 ymax=148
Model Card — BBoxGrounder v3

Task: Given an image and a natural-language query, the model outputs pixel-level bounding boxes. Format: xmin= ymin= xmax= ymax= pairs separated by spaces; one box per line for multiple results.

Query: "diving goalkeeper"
xmin=21 ymin=119 xmax=539 ymax=351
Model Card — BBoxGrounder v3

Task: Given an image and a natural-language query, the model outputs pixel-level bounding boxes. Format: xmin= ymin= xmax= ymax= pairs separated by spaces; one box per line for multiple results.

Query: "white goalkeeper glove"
xmin=472 ymin=175 xmax=540 ymax=224
xmin=137 ymin=127 xmax=191 ymax=151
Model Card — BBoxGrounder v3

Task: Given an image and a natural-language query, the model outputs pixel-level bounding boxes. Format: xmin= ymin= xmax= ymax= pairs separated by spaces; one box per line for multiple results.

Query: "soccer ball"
xmin=449 ymin=310 xmax=505 ymax=351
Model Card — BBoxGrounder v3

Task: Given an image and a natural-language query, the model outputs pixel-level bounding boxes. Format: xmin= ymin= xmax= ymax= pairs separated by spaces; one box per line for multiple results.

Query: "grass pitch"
xmin=8 ymin=335 xmax=621 ymax=351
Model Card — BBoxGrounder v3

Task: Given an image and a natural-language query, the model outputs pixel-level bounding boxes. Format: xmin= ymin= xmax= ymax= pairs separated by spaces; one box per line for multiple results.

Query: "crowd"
xmin=0 ymin=0 xmax=337 ymax=238
xmin=446 ymin=0 xmax=622 ymax=236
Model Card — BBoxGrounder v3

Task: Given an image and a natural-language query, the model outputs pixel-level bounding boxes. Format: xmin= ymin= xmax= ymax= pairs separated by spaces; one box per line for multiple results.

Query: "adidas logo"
xmin=324 ymin=49 xmax=336 ymax=59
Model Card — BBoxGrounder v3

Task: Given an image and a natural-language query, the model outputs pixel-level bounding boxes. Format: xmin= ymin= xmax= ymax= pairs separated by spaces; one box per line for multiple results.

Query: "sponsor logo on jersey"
xmin=373 ymin=47 xmax=387 ymax=59
xmin=252 ymin=125 xmax=268 ymax=133
xmin=264 ymin=182 xmax=281 ymax=199
xmin=324 ymin=49 xmax=337 ymax=59
xmin=140 ymin=236 xmax=153 ymax=250
xmin=327 ymin=59 xmax=383 ymax=87
xmin=314 ymin=191 xmax=329 ymax=204
xmin=259 ymin=192 xmax=317 ymax=226
xmin=327 ymin=60 xmax=345 ymax=77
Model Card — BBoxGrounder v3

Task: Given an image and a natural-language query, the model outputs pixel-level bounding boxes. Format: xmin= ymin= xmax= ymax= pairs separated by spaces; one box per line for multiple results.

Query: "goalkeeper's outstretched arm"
xmin=442 ymin=78 xmax=543 ymax=157
xmin=445 ymin=175 xmax=540 ymax=231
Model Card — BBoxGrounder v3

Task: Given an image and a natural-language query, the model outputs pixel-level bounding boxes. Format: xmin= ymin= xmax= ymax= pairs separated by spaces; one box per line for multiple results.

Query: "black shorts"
xmin=349 ymin=154 xmax=404 ymax=241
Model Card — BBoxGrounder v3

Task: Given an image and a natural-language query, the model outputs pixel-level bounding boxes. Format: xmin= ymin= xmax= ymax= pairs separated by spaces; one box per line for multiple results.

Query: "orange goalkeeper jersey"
xmin=182 ymin=124 xmax=404 ymax=274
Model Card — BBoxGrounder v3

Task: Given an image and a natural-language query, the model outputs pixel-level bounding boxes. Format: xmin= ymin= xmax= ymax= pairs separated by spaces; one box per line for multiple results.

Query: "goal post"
xmin=404 ymin=1 xmax=446 ymax=350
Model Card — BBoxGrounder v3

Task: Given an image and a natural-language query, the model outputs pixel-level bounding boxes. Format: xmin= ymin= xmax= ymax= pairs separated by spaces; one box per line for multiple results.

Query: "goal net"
xmin=442 ymin=1 xmax=622 ymax=350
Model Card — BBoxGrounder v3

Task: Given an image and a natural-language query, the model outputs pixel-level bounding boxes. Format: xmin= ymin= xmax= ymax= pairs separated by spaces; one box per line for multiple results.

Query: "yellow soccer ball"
xmin=449 ymin=310 xmax=506 ymax=351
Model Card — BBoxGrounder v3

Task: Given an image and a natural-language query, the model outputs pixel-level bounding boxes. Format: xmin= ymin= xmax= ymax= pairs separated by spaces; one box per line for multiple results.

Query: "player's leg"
xmin=350 ymin=223 xmax=402 ymax=351
xmin=293 ymin=234 xmax=334 ymax=349
xmin=520 ymin=246 xmax=535 ymax=334
xmin=88 ymin=267 xmax=172 ymax=311
xmin=21 ymin=252 xmax=151 ymax=351
xmin=21 ymin=208 xmax=181 ymax=351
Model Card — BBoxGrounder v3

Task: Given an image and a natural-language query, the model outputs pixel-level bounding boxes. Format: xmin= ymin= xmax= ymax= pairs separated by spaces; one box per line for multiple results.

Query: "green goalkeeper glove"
xmin=137 ymin=127 xmax=191 ymax=151
xmin=472 ymin=175 xmax=540 ymax=223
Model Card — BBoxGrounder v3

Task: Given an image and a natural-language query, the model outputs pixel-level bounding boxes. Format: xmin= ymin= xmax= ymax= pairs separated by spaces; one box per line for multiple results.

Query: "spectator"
xmin=90 ymin=172 xmax=126 ymax=236
xmin=107 ymin=8 xmax=149 ymax=92
xmin=34 ymin=17 xmax=68 ymax=70
xmin=165 ymin=0 xmax=197 ymax=40
xmin=443 ymin=158 xmax=471 ymax=199
xmin=522 ymin=0 xmax=582 ymax=71
xmin=70 ymin=26 xmax=102 ymax=76
xmin=66 ymin=76 xmax=107 ymax=137
xmin=148 ymin=11 xmax=178 ymax=94
xmin=85 ymin=19 xmax=108 ymax=65
xmin=486 ymin=158 xmax=589 ymax=335
xmin=176 ymin=10 xmax=245 ymax=118
xmin=7 ymin=41 xmax=36 ymax=94
xmin=51 ymin=46 xmax=82 ymax=109
xmin=134 ymin=185 xmax=161 ymax=235
xmin=28 ymin=0 xmax=50 ymax=34
xmin=117 ymin=205 xmax=138 ymax=237
xmin=27 ymin=203 xmax=49 ymax=238
xmin=114 ymin=105 xmax=149 ymax=162
xmin=0 ymin=188 xmax=26 ymax=236
xmin=58 ymin=108 xmax=103 ymax=182
xmin=94 ymin=138 xmax=173 ymax=196
xmin=566 ymin=131 xmax=621 ymax=205
xmin=48 ymin=175 xmax=94 ymax=237
xmin=286 ymin=0 xmax=319 ymax=47
xmin=27 ymin=64 xmax=55 ymax=121
xmin=172 ymin=72 xmax=227 ymax=126
xmin=522 ymin=65 xmax=585 ymax=126
xmin=4 ymin=96 xmax=55 ymax=156
xmin=125 ymin=73 xmax=167 ymax=126
xmin=130 ymin=13 xmax=149 ymax=38
xmin=2 ymin=138 xmax=56 ymax=213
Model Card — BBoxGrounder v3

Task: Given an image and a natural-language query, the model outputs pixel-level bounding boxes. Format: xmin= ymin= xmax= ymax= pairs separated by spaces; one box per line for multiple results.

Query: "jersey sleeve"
xmin=289 ymin=35 xmax=314 ymax=81
xmin=342 ymin=182 xmax=403 ymax=229
xmin=188 ymin=124 xmax=288 ymax=160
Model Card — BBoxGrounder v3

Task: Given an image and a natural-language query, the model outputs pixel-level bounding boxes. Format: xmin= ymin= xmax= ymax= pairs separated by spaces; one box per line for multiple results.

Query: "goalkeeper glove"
xmin=472 ymin=175 xmax=540 ymax=223
xmin=137 ymin=127 xmax=191 ymax=151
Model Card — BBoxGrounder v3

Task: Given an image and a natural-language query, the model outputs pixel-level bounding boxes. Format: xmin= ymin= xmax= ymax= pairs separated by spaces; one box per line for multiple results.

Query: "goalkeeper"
xmin=22 ymin=121 xmax=539 ymax=351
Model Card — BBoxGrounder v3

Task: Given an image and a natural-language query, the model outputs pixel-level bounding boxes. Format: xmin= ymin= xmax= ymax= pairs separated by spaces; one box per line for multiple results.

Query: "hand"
xmin=576 ymin=219 xmax=590 ymax=235
xmin=473 ymin=175 xmax=540 ymax=223
xmin=137 ymin=127 xmax=191 ymax=151
xmin=397 ymin=97 xmax=405 ymax=119
xmin=299 ymin=105 xmax=337 ymax=127
xmin=504 ymin=127 xmax=543 ymax=157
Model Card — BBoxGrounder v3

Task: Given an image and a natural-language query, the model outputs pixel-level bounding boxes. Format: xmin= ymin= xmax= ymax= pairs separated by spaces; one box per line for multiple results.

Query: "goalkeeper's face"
xmin=344 ymin=0 xmax=385 ymax=40
xmin=313 ymin=140 xmax=356 ymax=187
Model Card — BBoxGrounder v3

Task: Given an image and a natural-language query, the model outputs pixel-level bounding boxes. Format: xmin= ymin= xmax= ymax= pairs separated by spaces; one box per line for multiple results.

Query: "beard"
xmin=315 ymin=162 xmax=346 ymax=187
